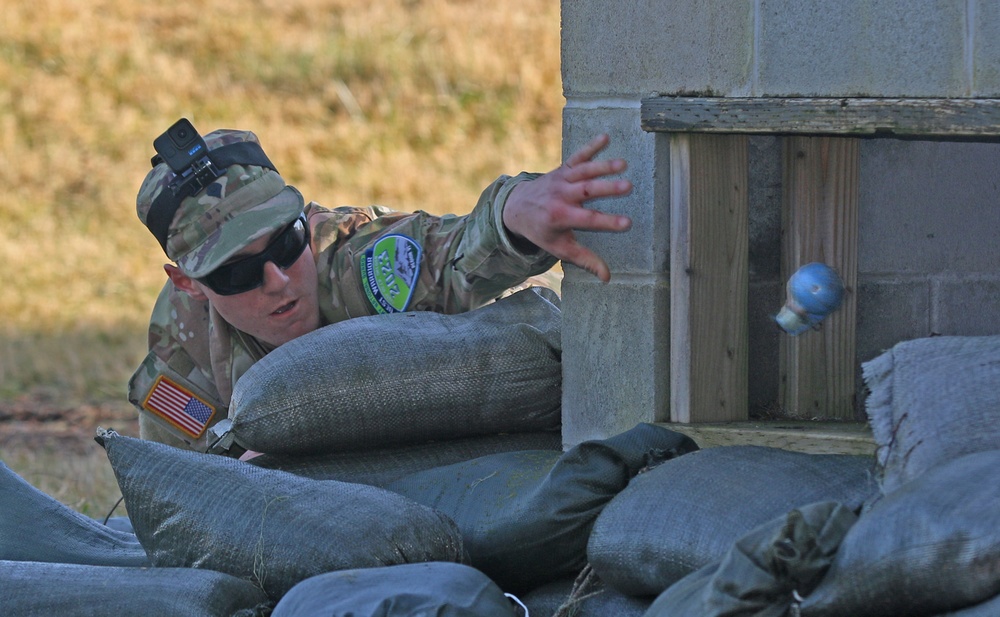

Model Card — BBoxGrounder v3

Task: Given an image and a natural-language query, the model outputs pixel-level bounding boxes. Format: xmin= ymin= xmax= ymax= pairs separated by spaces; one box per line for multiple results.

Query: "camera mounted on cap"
xmin=144 ymin=119 xmax=279 ymax=255
xmin=151 ymin=118 xmax=223 ymax=199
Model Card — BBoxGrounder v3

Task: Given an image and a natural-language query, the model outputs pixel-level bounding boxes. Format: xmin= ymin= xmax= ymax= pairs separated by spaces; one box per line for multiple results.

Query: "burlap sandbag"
xmin=645 ymin=501 xmax=857 ymax=617
xmin=521 ymin=572 xmax=653 ymax=617
xmin=386 ymin=423 xmax=699 ymax=594
xmin=0 ymin=461 xmax=148 ymax=567
xmin=862 ymin=335 xmax=1000 ymax=494
xmin=230 ymin=287 xmax=562 ymax=455
xmin=800 ymin=449 xmax=1000 ymax=617
xmin=96 ymin=429 xmax=465 ymax=600
xmin=270 ymin=562 xmax=524 ymax=617
xmin=250 ymin=431 xmax=561 ymax=486
xmin=0 ymin=559 xmax=271 ymax=617
xmin=587 ymin=446 xmax=877 ymax=597
xmin=933 ymin=594 xmax=1000 ymax=617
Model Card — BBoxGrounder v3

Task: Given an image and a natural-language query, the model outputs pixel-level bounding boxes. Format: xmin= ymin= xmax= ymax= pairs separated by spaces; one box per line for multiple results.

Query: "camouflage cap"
xmin=136 ymin=128 xmax=304 ymax=279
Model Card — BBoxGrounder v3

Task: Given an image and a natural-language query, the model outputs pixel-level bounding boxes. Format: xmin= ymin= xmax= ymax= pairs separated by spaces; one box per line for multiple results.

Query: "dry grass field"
xmin=0 ymin=0 xmax=562 ymax=514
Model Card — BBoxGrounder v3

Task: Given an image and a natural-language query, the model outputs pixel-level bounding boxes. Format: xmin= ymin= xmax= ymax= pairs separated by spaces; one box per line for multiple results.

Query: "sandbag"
xmin=0 ymin=461 xmax=148 ymax=567
xmin=386 ymin=423 xmax=699 ymax=593
xmin=103 ymin=515 xmax=135 ymax=534
xmin=521 ymin=572 xmax=652 ymax=617
xmin=270 ymin=562 xmax=524 ymax=617
xmin=862 ymin=335 xmax=1000 ymax=493
xmin=933 ymin=594 xmax=1000 ymax=616
xmin=588 ymin=445 xmax=877 ymax=597
xmin=800 ymin=449 xmax=1000 ymax=617
xmin=96 ymin=429 xmax=465 ymax=600
xmin=645 ymin=501 xmax=857 ymax=617
xmin=230 ymin=287 xmax=562 ymax=455
xmin=251 ymin=431 xmax=561 ymax=486
xmin=0 ymin=559 xmax=271 ymax=617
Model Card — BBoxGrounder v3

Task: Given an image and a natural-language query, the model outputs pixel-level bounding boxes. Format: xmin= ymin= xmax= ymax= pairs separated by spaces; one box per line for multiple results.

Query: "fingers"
xmin=557 ymin=242 xmax=612 ymax=283
xmin=567 ymin=178 xmax=633 ymax=205
xmin=562 ymin=157 xmax=628 ymax=184
xmin=554 ymin=202 xmax=632 ymax=233
xmin=513 ymin=133 xmax=630 ymax=283
xmin=565 ymin=133 xmax=611 ymax=168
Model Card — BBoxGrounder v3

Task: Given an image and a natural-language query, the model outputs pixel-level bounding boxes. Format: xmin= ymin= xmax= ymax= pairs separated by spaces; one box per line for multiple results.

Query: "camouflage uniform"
xmin=129 ymin=128 xmax=559 ymax=452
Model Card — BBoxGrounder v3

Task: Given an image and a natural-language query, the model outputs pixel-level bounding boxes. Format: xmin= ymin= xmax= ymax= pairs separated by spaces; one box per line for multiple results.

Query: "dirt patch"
xmin=0 ymin=394 xmax=139 ymax=455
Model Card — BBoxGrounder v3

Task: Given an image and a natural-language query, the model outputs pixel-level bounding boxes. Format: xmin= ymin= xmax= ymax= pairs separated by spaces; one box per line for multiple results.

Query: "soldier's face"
xmin=193 ymin=236 xmax=322 ymax=348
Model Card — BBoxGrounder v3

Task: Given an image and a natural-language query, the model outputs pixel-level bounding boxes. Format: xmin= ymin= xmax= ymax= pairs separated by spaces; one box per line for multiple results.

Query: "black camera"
xmin=151 ymin=118 xmax=223 ymax=197
xmin=152 ymin=118 xmax=210 ymax=173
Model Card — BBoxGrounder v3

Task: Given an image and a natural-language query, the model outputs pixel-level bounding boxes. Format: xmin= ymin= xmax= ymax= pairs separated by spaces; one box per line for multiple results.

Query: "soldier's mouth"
xmin=272 ymin=300 xmax=297 ymax=316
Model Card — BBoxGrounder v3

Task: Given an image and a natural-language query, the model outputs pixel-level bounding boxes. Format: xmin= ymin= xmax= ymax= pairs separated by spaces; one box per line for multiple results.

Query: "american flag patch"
xmin=143 ymin=375 xmax=216 ymax=439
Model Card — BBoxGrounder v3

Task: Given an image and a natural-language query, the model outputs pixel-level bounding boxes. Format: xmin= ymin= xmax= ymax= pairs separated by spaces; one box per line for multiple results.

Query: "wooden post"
xmin=670 ymin=134 xmax=749 ymax=423
xmin=780 ymin=136 xmax=860 ymax=419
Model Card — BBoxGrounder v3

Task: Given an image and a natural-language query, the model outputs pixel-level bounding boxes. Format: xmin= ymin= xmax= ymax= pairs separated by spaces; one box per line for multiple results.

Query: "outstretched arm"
xmin=502 ymin=134 xmax=633 ymax=283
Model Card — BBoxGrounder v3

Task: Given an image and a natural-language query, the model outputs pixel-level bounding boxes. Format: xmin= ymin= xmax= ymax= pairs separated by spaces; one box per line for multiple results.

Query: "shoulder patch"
xmin=143 ymin=375 xmax=216 ymax=439
xmin=360 ymin=234 xmax=422 ymax=313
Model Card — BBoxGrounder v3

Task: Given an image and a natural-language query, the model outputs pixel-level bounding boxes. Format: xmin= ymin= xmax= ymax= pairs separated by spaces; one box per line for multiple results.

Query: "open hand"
xmin=503 ymin=134 xmax=633 ymax=282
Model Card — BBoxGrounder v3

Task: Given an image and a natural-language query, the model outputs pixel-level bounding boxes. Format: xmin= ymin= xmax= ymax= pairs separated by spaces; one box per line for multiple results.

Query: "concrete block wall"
xmin=560 ymin=0 xmax=1000 ymax=446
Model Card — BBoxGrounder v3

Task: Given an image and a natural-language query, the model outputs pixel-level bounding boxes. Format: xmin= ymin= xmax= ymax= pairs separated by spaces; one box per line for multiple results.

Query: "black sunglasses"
xmin=197 ymin=215 xmax=310 ymax=296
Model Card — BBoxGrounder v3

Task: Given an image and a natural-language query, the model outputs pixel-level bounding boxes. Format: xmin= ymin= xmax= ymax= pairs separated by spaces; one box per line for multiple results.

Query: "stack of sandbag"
xmin=0 ymin=461 xmax=148 ymax=568
xmin=795 ymin=335 xmax=1000 ymax=616
xmin=3 ymin=447 xmax=532 ymax=616
xmin=269 ymin=562 xmax=527 ymax=617
xmin=799 ymin=449 xmax=1000 ymax=616
xmin=229 ymin=288 xmax=563 ymax=470
xmin=520 ymin=570 xmax=653 ymax=617
xmin=0 ymin=459 xmax=271 ymax=616
xmin=0 ymin=560 xmax=271 ymax=617
xmin=1 ymin=422 xmax=694 ymax=615
xmin=861 ymin=334 xmax=1000 ymax=493
xmin=644 ymin=501 xmax=859 ymax=616
xmin=94 ymin=429 xmax=465 ymax=602
xmin=250 ymin=431 xmax=561 ymax=486
xmin=385 ymin=422 xmax=699 ymax=594
xmin=640 ymin=334 xmax=1000 ymax=617
xmin=586 ymin=445 xmax=878 ymax=598
xmin=933 ymin=595 xmax=1000 ymax=617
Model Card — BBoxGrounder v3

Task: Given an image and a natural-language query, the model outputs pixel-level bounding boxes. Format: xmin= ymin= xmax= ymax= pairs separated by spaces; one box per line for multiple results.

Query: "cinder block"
xmin=748 ymin=280 xmax=782 ymax=414
xmin=748 ymin=136 xmax=783 ymax=279
xmin=974 ymin=2 xmax=1000 ymax=96
xmin=563 ymin=105 xmax=662 ymax=274
xmin=856 ymin=276 xmax=932 ymax=364
xmin=561 ymin=0 xmax=754 ymax=97
xmin=758 ymin=0 xmax=967 ymax=97
xmin=932 ymin=277 xmax=1000 ymax=336
xmin=561 ymin=275 xmax=670 ymax=447
xmin=747 ymin=137 xmax=782 ymax=415
xmin=859 ymin=140 xmax=1000 ymax=274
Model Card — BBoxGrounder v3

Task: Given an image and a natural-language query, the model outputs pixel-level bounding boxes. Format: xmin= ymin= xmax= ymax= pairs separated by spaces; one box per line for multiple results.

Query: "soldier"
xmin=129 ymin=122 xmax=632 ymax=452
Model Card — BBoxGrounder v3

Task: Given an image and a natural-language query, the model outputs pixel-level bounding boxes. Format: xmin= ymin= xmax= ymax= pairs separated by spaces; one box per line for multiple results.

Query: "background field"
xmin=0 ymin=0 xmax=563 ymax=514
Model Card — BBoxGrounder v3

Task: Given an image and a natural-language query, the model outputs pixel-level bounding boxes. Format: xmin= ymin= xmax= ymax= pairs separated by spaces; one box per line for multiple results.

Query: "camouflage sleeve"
xmin=127 ymin=282 xmax=226 ymax=452
xmin=452 ymin=171 xmax=561 ymax=298
xmin=315 ymin=172 xmax=560 ymax=320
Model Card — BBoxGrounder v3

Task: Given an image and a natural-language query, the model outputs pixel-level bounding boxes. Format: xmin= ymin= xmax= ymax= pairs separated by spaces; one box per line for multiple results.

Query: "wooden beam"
xmin=779 ymin=136 xmax=860 ymax=420
xmin=658 ymin=421 xmax=874 ymax=456
xmin=642 ymin=97 xmax=1000 ymax=137
xmin=670 ymin=134 xmax=749 ymax=423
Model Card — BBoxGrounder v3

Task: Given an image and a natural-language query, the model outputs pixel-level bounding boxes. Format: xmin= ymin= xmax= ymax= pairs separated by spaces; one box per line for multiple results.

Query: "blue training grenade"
xmin=774 ymin=262 xmax=845 ymax=336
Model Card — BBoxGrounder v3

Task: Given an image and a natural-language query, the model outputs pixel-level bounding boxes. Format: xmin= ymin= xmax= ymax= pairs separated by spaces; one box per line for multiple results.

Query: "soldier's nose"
xmin=261 ymin=261 xmax=290 ymax=292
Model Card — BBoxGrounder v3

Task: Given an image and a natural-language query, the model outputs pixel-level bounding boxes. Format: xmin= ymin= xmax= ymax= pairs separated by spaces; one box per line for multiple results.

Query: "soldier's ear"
xmin=164 ymin=264 xmax=209 ymax=301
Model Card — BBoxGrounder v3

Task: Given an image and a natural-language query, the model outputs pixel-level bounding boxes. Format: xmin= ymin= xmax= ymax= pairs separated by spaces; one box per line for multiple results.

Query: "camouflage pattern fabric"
xmin=136 ymin=129 xmax=303 ymax=278
xmin=128 ymin=172 xmax=560 ymax=452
